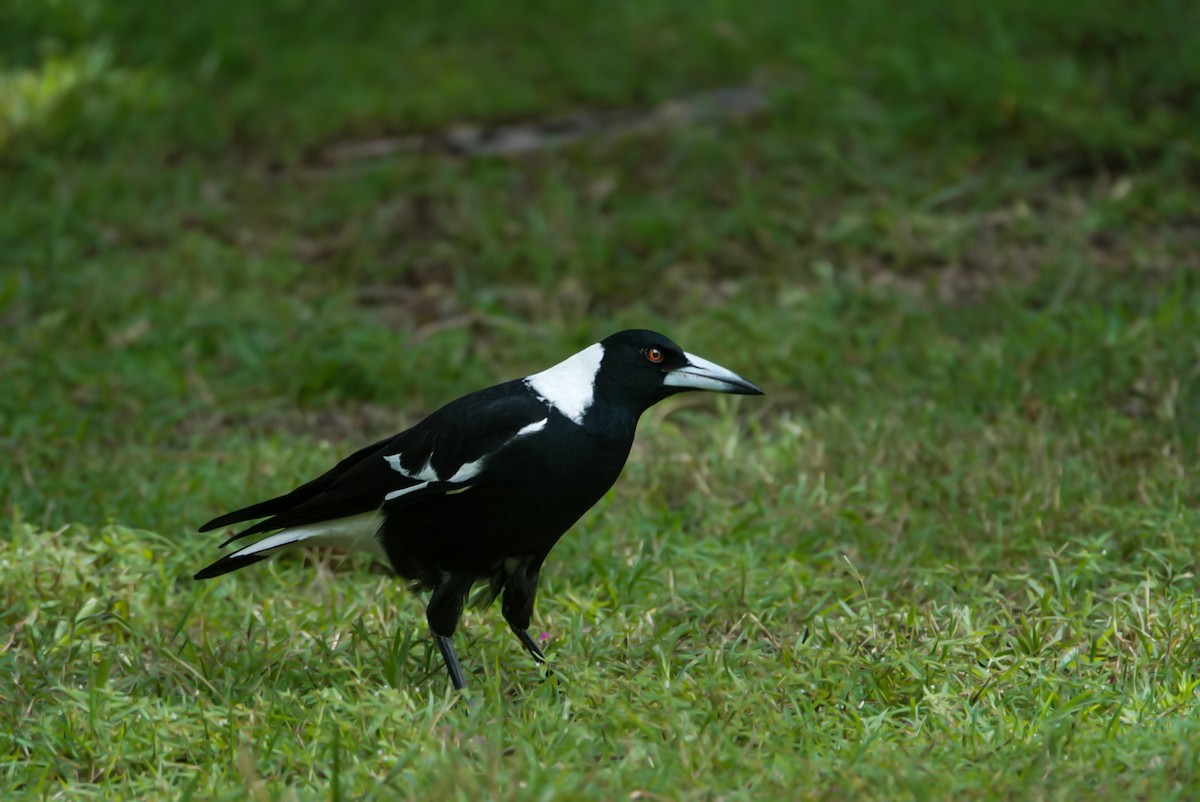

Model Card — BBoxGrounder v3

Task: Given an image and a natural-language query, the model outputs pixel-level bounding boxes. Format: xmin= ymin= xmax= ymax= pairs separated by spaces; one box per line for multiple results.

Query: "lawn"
xmin=3 ymin=0 xmax=1200 ymax=799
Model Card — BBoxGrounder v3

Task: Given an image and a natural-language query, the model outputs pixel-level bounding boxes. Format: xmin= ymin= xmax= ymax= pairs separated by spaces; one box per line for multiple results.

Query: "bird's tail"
xmin=194 ymin=512 xmax=387 ymax=580
xmin=194 ymin=551 xmax=272 ymax=580
xmin=193 ymin=529 xmax=306 ymax=579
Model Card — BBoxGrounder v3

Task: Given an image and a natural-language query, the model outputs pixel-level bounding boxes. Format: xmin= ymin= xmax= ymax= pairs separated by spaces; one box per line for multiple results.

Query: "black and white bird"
xmin=195 ymin=329 xmax=763 ymax=690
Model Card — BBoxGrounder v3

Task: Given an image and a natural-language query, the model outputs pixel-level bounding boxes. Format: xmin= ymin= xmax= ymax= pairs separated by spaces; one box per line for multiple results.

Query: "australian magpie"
xmin=195 ymin=329 xmax=763 ymax=690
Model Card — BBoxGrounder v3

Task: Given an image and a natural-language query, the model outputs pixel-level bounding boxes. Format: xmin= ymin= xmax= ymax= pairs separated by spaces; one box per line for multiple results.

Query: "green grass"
xmin=3 ymin=0 xmax=1200 ymax=798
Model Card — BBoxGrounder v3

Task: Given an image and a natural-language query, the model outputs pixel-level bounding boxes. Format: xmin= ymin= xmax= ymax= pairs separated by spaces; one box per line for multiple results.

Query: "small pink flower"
xmin=538 ymin=631 xmax=551 ymax=644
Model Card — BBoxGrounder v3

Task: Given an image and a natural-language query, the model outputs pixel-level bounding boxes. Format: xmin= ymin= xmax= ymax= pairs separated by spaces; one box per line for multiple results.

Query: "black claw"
xmin=514 ymin=628 xmax=547 ymax=663
xmin=435 ymin=634 xmax=468 ymax=690
xmin=513 ymin=628 xmax=557 ymax=686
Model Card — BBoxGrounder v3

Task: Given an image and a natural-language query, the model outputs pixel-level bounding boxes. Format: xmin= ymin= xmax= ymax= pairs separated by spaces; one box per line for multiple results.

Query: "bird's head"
xmin=595 ymin=329 xmax=763 ymax=409
xmin=524 ymin=329 xmax=764 ymax=430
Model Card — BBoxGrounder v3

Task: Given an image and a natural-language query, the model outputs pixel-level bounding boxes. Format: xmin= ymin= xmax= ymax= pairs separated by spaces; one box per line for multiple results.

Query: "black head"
xmin=594 ymin=329 xmax=764 ymax=411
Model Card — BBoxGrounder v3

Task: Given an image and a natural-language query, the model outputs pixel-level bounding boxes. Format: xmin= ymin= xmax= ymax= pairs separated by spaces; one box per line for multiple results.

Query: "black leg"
xmin=501 ymin=559 xmax=549 ymax=666
xmin=426 ymin=573 xmax=475 ymax=691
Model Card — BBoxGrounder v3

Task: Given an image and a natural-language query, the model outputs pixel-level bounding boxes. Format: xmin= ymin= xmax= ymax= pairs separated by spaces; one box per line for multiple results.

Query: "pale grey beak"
xmin=663 ymin=352 xmax=764 ymax=395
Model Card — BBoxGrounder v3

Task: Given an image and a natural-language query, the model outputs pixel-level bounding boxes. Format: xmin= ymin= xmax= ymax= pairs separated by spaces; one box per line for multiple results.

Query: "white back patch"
xmin=524 ymin=343 xmax=604 ymax=425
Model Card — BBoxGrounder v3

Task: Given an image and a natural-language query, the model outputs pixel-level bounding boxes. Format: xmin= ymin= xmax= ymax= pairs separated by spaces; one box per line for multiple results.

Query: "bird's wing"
xmin=203 ymin=382 xmax=550 ymax=545
xmin=198 ymin=435 xmax=395 ymax=533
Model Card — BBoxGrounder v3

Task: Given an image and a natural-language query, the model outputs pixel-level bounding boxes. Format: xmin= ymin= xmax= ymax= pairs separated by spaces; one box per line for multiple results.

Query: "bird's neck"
xmin=578 ymin=398 xmax=642 ymax=441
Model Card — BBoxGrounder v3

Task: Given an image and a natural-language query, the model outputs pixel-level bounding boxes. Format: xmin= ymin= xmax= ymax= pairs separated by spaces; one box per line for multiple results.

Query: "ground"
xmin=3 ymin=1 xmax=1200 ymax=799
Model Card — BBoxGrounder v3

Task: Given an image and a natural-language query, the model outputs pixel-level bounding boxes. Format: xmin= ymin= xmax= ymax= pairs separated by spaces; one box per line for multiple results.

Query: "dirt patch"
xmin=319 ymin=85 xmax=769 ymax=164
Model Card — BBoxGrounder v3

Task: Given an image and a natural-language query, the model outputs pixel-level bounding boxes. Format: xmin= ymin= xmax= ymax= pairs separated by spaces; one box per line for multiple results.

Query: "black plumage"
xmin=196 ymin=329 xmax=763 ymax=689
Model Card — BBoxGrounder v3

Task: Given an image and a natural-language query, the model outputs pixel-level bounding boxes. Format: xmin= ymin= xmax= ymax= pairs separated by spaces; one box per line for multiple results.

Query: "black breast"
xmin=378 ymin=420 xmax=634 ymax=586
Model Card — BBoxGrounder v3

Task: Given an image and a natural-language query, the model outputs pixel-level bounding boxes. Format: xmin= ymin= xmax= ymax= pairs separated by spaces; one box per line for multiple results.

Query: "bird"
xmin=195 ymin=329 xmax=763 ymax=690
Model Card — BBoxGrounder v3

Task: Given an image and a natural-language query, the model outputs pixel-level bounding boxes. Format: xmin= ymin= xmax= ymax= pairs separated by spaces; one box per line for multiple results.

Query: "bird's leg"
xmin=501 ymin=559 xmax=548 ymax=666
xmin=426 ymin=573 xmax=475 ymax=691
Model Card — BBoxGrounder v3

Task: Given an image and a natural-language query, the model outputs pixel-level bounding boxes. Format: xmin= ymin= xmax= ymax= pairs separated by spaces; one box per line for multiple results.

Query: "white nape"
xmin=524 ymin=343 xmax=604 ymax=425
xmin=228 ymin=511 xmax=386 ymax=561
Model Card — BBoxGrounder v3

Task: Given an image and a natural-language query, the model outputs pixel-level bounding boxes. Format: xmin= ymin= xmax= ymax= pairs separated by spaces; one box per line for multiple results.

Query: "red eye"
xmin=645 ymin=347 xmax=664 ymax=364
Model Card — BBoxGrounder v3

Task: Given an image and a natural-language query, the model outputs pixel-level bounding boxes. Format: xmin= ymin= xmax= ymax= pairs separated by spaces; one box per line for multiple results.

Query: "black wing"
xmin=198 ymin=435 xmax=394 ymax=532
xmin=200 ymin=381 xmax=548 ymax=545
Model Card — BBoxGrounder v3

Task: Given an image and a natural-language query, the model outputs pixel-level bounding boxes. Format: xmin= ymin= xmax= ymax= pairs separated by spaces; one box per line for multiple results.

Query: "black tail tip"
xmin=193 ymin=553 xmax=268 ymax=580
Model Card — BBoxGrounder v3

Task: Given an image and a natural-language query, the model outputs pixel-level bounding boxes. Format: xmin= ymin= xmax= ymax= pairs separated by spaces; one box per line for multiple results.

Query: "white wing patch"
xmin=516 ymin=417 xmax=548 ymax=436
xmin=448 ymin=459 xmax=485 ymax=483
xmin=385 ymin=452 xmax=439 ymax=482
xmin=384 ymin=481 xmax=429 ymax=501
xmin=383 ymin=415 xmax=549 ymax=499
xmin=524 ymin=343 xmax=604 ymax=425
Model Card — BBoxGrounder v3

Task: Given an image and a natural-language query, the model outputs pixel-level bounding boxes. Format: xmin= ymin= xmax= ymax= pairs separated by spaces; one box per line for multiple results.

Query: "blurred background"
xmin=4 ymin=0 xmax=1196 ymax=531
xmin=2 ymin=0 xmax=1200 ymax=797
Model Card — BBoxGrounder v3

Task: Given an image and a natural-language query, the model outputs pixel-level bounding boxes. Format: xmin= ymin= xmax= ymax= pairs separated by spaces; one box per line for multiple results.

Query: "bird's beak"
xmin=663 ymin=352 xmax=764 ymax=395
